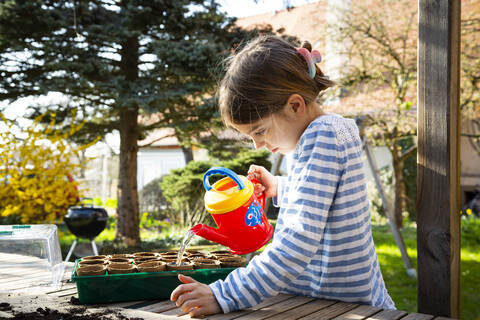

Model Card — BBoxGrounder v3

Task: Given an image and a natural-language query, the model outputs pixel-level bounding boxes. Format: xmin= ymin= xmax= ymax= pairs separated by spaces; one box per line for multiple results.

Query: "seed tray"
xmin=71 ymin=259 xmax=236 ymax=304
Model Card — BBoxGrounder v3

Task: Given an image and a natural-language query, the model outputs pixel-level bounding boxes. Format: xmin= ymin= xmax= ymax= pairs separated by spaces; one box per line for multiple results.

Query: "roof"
xmin=138 ymin=128 xmax=179 ymax=148
xmin=138 ymin=126 xmax=248 ymax=148
xmin=235 ymin=1 xmax=327 ymax=50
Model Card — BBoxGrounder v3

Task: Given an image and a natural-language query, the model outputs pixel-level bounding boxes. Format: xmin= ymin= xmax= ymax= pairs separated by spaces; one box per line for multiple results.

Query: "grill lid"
xmin=64 ymin=204 xmax=109 ymax=239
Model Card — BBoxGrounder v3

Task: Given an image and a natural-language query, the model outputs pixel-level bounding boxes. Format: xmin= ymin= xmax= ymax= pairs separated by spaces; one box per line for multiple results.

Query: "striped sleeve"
xmin=209 ymin=123 xmax=346 ymax=313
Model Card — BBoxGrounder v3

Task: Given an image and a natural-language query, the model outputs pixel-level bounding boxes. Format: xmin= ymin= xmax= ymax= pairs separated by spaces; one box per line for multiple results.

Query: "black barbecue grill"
xmin=64 ymin=202 xmax=109 ymax=262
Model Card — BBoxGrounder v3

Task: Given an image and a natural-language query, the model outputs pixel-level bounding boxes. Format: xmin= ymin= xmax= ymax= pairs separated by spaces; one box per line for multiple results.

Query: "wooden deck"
xmin=0 ymin=255 xmax=455 ymax=320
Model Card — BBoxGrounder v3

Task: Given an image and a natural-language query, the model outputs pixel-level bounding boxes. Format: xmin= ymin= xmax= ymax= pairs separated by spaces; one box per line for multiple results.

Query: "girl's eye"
xmin=254 ymin=129 xmax=266 ymax=136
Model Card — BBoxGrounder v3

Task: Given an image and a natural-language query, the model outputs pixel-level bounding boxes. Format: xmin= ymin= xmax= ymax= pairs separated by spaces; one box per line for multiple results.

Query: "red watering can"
xmin=190 ymin=167 xmax=274 ymax=255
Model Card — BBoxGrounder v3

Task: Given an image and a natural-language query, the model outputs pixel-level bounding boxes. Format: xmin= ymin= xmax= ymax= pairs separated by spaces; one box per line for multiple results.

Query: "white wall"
xmin=137 ymin=148 xmax=186 ymax=190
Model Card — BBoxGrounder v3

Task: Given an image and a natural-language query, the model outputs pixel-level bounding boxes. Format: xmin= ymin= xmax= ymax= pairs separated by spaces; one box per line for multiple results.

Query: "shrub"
xmin=461 ymin=215 xmax=480 ymax=246
xmin=367 ymin=165 xmax=393 ymax=223
xmin=0 ymin=112 xmax=97 ymax=224
xmin=221 ymin=149 xmax=272 ymax=174
xmin=160 ymin=161 xmax=213 ymax=227
xmin=139 ymin=176 xmax=170 ymax=220
xmin=400 ymin=137 xmax=417 ymax=221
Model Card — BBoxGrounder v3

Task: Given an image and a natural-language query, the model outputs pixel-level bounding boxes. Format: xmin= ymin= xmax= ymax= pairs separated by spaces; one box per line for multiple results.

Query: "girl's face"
xmin=233 ymin=96 xmax=316 ymax=154
xmin=233 ymin=112 xmax=302 ymax=154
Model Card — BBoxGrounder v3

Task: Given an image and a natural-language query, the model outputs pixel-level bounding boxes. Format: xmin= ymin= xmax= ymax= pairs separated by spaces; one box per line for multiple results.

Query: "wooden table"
xmin=0 ymin=255 xmax=455 ymax=320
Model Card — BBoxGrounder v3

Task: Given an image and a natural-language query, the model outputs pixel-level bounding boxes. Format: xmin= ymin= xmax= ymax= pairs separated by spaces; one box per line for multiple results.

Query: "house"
xmin=136 ymin=128 xmax=187 ymax=190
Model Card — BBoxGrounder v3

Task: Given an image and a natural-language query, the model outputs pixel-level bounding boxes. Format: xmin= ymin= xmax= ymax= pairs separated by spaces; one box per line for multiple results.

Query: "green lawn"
xmin=372 ymin=223 xmax=480 ymax=320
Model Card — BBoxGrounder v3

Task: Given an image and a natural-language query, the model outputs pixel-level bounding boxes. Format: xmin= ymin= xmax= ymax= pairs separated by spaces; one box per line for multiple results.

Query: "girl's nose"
xmin=252 ymin=138 xmax=264 ymax=149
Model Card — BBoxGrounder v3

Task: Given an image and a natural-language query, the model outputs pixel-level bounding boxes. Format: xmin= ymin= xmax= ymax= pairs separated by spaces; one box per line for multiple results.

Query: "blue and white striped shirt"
xmin=209 ymin=114 xmax=395 ymax=312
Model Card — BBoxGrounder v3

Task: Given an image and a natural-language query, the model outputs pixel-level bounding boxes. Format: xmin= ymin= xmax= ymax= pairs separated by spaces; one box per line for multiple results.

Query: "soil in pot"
xmin=193 ymin=258 xmax=220 ymax=269
xmin=76 ymin=265 xmax=106 ymax=276
xmin=160 ymin=252 xmax=178 ymax=256
xmin=78 ymin=259 xmax=106 ymax=267
xmin=107 ymin=263 xmax=136 ymax=274
xmin=185 ymin=249 xmax=202 ymax=255
xmin=108 ymin=257 xmax=132 ymax=264
xmin=161 ymin=257 xmax=189 ymax=264
xmin=133 ymin=257 xmax=159 ymax=264
xmin=210 ymin=250 xmax=231 ymax=255
xmin=110 ymin=253 xmax=133 ymax=259
xmin=210 ymin=252 xmax=235 ymax=259
xmin=136 ymin=261 xmax=167 ymax=273
xmin=81 ymin=255 xmax=108 ymax=260
xmin=160 ymin=252 xmax=181 ymax=259
xmin=166 ymin=262 xmax=194 ymax=271
xmin=219 ymin=256 xmax=247 ymax=268
xmin=188 ymin=253 xmax=207 ymax=260
xmin=133 ymin=252 xmax=157 ymax=257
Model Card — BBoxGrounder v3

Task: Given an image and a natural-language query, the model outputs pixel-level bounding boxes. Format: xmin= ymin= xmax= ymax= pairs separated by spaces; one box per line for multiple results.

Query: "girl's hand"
xmin=247 ymin=165 xmax=278 ymax=198
xmin=170 ymin=274 xmax=222 ymax=318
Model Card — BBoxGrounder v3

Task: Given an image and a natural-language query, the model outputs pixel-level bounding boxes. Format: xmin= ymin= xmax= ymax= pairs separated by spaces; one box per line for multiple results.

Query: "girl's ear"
xmin=285 ymin=94 xmax=306 ymax=116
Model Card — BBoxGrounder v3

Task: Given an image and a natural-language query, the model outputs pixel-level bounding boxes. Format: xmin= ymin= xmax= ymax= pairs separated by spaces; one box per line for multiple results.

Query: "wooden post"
xmin=417 ymin=0 xmax=461 ymax=317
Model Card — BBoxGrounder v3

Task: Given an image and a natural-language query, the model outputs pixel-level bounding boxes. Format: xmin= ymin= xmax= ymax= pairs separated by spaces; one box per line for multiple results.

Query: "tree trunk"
xmin=116 ymin=107 xmax=140 ymax=246
xmin=392 ymin=145 xmax=407 ymax=229
xmin=116 ymin=34 xmax=140 ymax=246
xmin=181 ymin=145 xmax=194 ymax=163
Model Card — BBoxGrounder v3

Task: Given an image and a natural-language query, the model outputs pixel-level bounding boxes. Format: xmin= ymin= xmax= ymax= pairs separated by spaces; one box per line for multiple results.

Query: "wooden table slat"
xmin=330 ymin=304 xmax=383 ymax=320
xmin=138 ymin=300 xmax=178 ymax=313
xmin=264 ymin=299 xmax=337 ymax=320
xmin=0 ymin=273 xmax=57 ymax=289
xmin=296 ymin=301 xmax=359 ymax=320
xmin=205 ymin=294 xmax=296 ymax=320
xmin=45 ymin=283 xmax=77 ymax=295
xmin=401 ymin=313 xmax=435 ymax=320
xmin=364 ymin=309 xmax=409 ymax=320
xmin=123 ymin=300 xmax=165 ymax=310
xmin=232 ymin=295 xmax=316 ymax=320
xmin=46 ymin=286 xmax=77 ymax=295
xmin=104 ymin=300 xmax=150 ymax=309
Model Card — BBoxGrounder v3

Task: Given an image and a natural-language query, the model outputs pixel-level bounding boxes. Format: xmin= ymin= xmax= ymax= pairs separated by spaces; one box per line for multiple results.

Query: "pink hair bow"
xmin=296 ymin=47 xmax=322 ymax=78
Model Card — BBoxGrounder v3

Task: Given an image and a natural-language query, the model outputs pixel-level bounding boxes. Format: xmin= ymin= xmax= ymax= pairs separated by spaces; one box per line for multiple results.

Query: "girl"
xmin=171 ymin=35 xmax=395 ymax=317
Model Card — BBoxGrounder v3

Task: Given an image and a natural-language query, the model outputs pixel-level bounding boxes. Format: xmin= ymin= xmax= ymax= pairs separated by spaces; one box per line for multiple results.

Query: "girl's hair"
xmin=218 ymin=35 xmax=335 ymax=126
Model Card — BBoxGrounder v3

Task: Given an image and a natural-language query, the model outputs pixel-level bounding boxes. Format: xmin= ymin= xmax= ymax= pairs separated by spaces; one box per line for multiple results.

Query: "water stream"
xmin=176 ymin=229 xmax=195 ymax=266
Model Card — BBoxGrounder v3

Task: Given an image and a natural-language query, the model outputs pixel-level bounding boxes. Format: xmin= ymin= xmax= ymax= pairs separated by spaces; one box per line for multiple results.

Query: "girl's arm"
xmin=209 ymin=123 xmax=348 ymax=313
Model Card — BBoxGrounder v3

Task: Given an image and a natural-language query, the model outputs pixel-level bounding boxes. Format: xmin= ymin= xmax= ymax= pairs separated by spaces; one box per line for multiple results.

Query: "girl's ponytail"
xmin=301 ymin=41 xmax=313 ymax=51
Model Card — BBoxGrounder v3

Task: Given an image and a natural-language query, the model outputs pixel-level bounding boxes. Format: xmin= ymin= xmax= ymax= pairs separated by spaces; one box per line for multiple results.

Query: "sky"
xmin=218 ymin=0 xmax=315 ymax=18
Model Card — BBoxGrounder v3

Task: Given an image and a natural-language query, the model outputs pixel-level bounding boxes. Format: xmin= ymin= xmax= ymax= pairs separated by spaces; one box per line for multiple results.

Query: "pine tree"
xmin=0 ymin=0 xmax=250 ymax=245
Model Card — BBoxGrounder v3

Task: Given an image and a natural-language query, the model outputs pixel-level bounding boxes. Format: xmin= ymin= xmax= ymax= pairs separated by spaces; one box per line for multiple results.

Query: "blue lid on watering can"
xmin=203 ymin=167 xmax=254 ymax=215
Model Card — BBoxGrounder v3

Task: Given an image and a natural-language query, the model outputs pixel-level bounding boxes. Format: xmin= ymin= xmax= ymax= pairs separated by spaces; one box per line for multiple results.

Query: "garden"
xmin=1 ymin=0 xmax=480 ymax=319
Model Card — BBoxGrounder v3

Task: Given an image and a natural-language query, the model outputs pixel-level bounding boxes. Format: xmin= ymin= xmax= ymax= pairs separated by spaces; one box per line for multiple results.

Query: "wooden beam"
xmin=417 ymin=0 xmax=461 ymax=318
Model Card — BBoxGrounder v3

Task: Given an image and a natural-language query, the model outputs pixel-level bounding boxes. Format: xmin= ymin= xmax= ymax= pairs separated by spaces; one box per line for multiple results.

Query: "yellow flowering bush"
xmin=0 ymin=112 xmax=98 ymax=224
